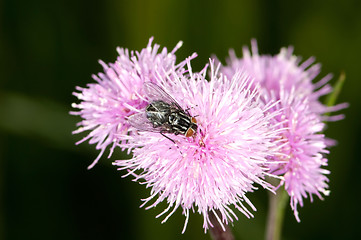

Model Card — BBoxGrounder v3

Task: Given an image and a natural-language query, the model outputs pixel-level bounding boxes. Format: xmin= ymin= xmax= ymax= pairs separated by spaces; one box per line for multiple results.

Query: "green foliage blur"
xmin=1 ymin=0 xmax=360 ymax=239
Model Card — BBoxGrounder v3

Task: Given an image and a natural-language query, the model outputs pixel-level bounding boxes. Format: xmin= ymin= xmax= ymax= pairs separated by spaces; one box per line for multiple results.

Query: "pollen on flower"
xmin=198 ymin=136 xmax=206 ymax=148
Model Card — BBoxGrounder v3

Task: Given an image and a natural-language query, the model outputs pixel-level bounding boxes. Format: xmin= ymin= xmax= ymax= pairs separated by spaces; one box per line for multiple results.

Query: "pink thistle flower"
xmin=220 ymin=40 xmax=347 ymax=221
xmin=71 ymin=37 xmax=195 ymax=169
xmin=222 ymin=39 xmax=347 ymax=120
xmin=113 ymin=59 xmax=282 ymax=233
xmin=268 ymin=89 xmax=330 ymax=222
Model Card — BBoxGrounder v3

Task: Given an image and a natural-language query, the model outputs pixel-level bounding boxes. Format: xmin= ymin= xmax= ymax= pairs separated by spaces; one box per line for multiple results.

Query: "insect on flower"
xmin=127 ymin=82 xmax=198 ymax=142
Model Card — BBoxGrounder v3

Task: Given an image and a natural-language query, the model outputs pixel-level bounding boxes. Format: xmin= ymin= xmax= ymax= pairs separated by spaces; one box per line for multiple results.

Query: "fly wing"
xmin=127 ymin=112 xmax=164 ymax=133
xmin=144 ymin=82 xmax=183 ymax=110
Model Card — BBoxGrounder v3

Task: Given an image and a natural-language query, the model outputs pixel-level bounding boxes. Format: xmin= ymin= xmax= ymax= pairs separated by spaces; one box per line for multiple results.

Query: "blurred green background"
xmin=1 ymin=0 xmax=360 ymax=239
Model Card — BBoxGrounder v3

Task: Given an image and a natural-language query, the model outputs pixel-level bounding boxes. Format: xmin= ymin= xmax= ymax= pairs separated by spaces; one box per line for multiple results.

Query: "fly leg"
xmin=160 ymin=132 xmax=176 ymax=144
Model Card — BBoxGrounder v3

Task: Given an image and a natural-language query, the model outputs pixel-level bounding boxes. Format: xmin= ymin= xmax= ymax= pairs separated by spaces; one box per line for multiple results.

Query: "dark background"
xmin=1 ymin=0 xmax=360 ymax=239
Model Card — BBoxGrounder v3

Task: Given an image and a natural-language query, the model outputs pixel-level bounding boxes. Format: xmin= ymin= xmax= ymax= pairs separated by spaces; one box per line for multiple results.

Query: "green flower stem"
xmin=265 ymin=188 xmax=289 ymax=240
xmin=209 ymin=210 xmax=235 ymax=240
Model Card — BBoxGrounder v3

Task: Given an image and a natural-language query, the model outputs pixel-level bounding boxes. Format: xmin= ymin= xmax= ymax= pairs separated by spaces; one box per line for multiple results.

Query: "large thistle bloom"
xmin=113 ymin=60 xmax=281 ymax=232
xmin=220 ymin=40 xmax=347 ymax=221
xmin=71 ymin=38 xmax=194 ymax=169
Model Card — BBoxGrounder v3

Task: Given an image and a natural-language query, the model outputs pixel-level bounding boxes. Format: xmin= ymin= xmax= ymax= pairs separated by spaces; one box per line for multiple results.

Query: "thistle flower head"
xmin=113 ymin=59 xmax=281 ymax=232
xmin=268 ymin=88 xmax=330 ymax=221
xmin=220 ymin=40 xmax=347 ymax=221
xmin=71 ymin=38 xmax=194 ymax=169
xmin=222 ymin=40 xmax=347 ymax=120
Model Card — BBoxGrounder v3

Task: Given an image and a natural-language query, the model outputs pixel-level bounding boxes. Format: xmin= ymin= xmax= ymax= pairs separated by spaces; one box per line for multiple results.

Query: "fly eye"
xmin=185 ymin=128 xmax=195 ymax=138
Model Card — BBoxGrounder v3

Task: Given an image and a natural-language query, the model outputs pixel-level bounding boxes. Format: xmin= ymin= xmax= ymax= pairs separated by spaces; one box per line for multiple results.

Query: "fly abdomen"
xmin=146 ymin=100 xmax=172 ymax=127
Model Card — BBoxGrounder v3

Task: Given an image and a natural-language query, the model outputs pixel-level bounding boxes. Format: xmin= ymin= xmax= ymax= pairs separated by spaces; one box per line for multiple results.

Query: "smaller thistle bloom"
xmin=220 ymin=40 xmax=347 ymax=221
xmin=267 ymin=89 xmax=331 ymax=222
xmin=113 ymin=59 xmax=282 ymax=233
xmin=221 ymin=39 xmax=347 ymax=120
xmin=71 ymin=37 xmax=194 ymax=169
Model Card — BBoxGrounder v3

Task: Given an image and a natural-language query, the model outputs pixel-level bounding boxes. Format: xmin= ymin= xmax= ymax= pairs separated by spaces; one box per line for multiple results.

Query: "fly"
xmin=128 ymin=82 xmax=198 ymax=142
